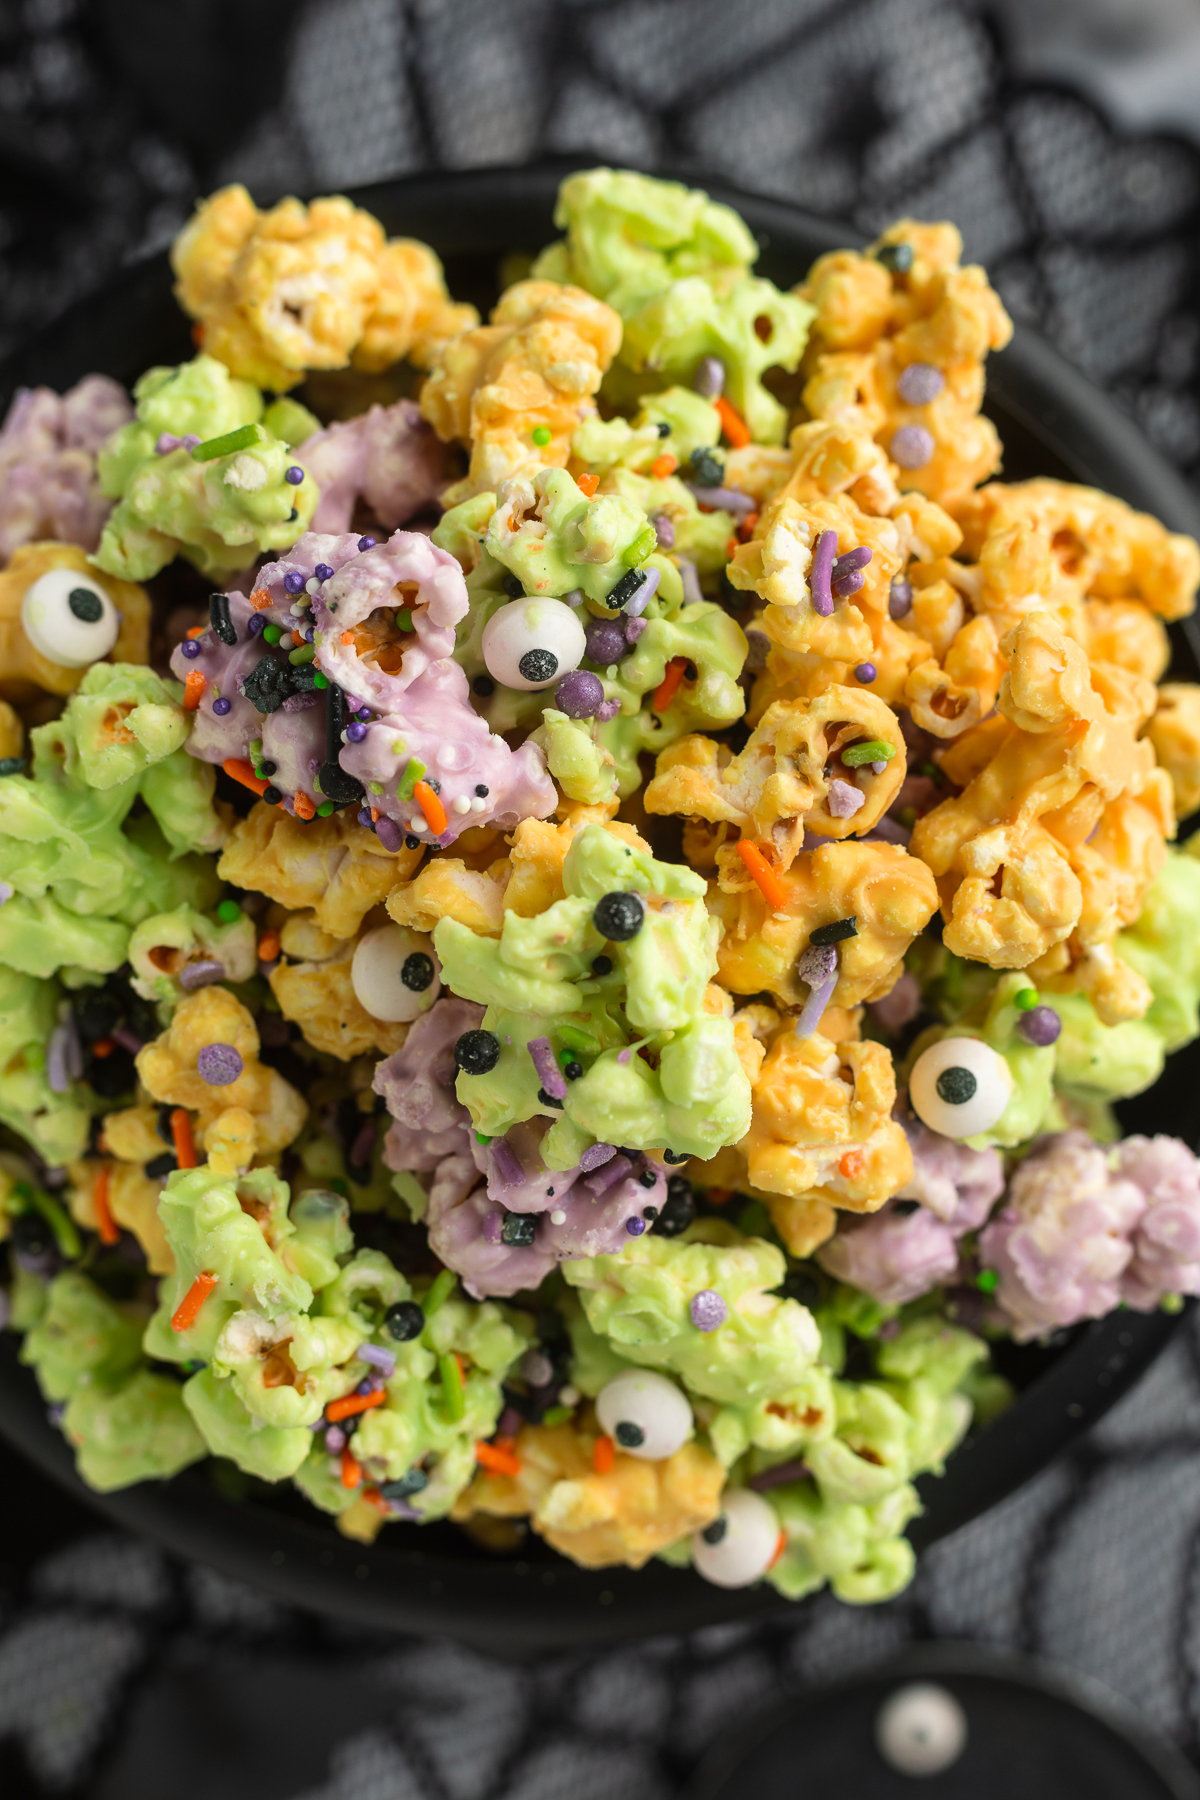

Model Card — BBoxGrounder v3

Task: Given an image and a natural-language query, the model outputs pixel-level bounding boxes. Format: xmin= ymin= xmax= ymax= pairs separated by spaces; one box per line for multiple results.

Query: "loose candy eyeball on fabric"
xmin=909 ymin=1036 xmax=1013 ymax=1139
xmin=21 ymin=569 xmax=120 ymax=668
xmin=691 ymin=1488 xmax=780 ymax=1588
xmin=481 ymin=597 xmax=586 ymax=691
xmin=351 ymin=924 xmax=441 ymax=1023
xmin=596 ymin=1370 xmax=693 ymax=1460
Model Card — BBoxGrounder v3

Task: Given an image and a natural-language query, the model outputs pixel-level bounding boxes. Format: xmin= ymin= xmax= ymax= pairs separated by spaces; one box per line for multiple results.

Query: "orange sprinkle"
xmin=326 ymin=1388 xmax=387 ymax=1423
xmin=652 ymin=656 xmax=689 ymax=714
xmin=593 ymin=1434 xmax=615 ymax=1475
xmin=736 ymin=839 xmax=789 ymax=910
xmin=576 ymin=472 xmax=599 ymax=498
xmin=705 ymin=1187 xmax=734 ymax=1206
xmin=476 ymin=1440 xmax=522 ymax=1478
xmin=739 ymin=511 xmax=759 ymax=540
xmin=249 ymin=588 xmax=272 ymax=610
xmin=183 ymin=670 xmax=207 ymax=711
xmin=839 ymin=1150 xmax=866 ymax=1179
xmin=340 ymin=630 xmax=355 ymax=645
xmin=769 ymin=1528 xmax=788 ymax=1569
xmin=191 ymin=322 xmax=204 ymax=347
xmin=171 ymin=1108 xmax=197 ymax=1171
xmin=715 ymin=395 xmax=751 ymax=448
xmin=370 ymin=807 xmax=379 ymax=822
xmin=258 ymin=931 xmax=281 ymax=963
xmin=413 ymin=779 xmax=448 ymax=835
xmin=92 ymin=1167 xmax=119 ymax=1247
xmin=222 ymin=757 xmax=269 ymax=797
xmin=292 ymin=791 xmax=316 ymax=821
xmin=362 ymin=1487 xmax=391 ymax=1515
xmin=340 ymin=1446 xmax=362 ymax=1489
xmin=171 ymin=1269 xmax=217 ymax=1333
xmin=650 ymin=451 xmax=677 ymax=480
xmin=91 ymin=1037 xmax=114 ymax=1058
xmin=725 ymin=537 xmax=739 ymax=561
xmin=185 ymin=626 xmax=205 ymax=638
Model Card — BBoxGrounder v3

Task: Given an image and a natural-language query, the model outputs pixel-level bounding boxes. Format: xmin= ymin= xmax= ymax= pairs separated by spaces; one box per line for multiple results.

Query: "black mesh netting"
xmin=3 ymin=1 xmax=1200 ymax=1795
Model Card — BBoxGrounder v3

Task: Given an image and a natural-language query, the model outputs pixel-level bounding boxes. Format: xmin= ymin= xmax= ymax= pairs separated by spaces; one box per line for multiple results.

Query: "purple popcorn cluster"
xmin=298 ymin=399 xmax=454 ymax=535
xmin=0 ymin=376 xmax=133 ymax=561
xmin=372 ymin=1000 xmax=665 ymax=1298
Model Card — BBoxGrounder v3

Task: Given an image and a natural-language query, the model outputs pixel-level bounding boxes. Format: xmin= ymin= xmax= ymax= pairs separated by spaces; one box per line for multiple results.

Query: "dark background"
xmin=5 ymin=0 xmax=1200 ymax=1794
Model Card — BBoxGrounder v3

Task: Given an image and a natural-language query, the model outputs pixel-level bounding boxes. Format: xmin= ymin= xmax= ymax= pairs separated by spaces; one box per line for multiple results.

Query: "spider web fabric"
xmin=1 ymin=1 xmax=1200 ymax=1794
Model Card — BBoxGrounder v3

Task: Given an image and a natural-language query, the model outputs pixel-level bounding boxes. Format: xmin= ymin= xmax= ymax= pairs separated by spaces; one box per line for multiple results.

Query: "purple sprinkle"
xmin=748 ymin=1458 xmax=812 ymax=1492
xmin=284 ymin=571 xmax=305 ymax=594
xmin=871 ymin=760 xmax=887 ymax=775
xmin=693 ymin=355 xmax=726 ymax=399
xmin=155 ymin=432 xmax=181 ymax=454
xmin=810 ymin=528 xmax=837 ymax=616
xmin=46 ymin=1026 xmax=71 ymax=1094
xmin=855 ymin=662 xmax=877 ymax=683
xmin=687 ymin=485 xmax=756 ymax=516
xmin=827 ymin=777 xmax=866 ymax=819
xmin=617 ymin=1047 xmax=632 ymax=1064
xmin=212 ymin=697 xmax=232 ymax=716
xmin=896 ymin=362 xmax=945 ymax=405
xmin=833 ymin=545 xmax=873 ymax=577
xmin=349 ymin=1122 xmax=376 ymax=1168
xmin=623 ymin=565 xmax=661 ymax=618
xmin=596 ymin=699 xmax=621 ymax=722
xmin=652 ymin=513 xmax=675 ymax=549
xmin=304 ymin=627 xmax=315 ymax=643
xmin=375 ymin=816 xmax=404 ymax=852
xmin=795 ymin=946 xmax=839 ymax=1039
xmin=284 ymin=465 xmax=305 ymax=485
xmin=555 ymin=670 xmax=605 ymax=718
xmin=282 ymin=688 xmax=320 ymax=711
xmin=181 ymin=434 xmax=201 ymax=451
xmin=315 ymin=563 xmax=334 ymax=582
xmin=528 ymin=1036 xmax=567 ymax=1100
xmin=181 ymin=638 xmax=202 ymax=659
xmin=579 ymin=1142 xmax=617 ymax=1174
xmin=889 ymin=576 xmax=914 ymax=619
xmin=483 ymin=1212 xmax=503 ymax=1245
xmin=832 ymin=568 xmax=865 ymax=599
xmin=359 ymin=1342 xmax=396 ymax=1375
xmin=357 ymin=806 xmax=374 ymax=828
xmin=0 ymin=883 xmax=11 ymax=906
xmin=357 ymin=1374 xmax=381 ymax=1396
xmin=625 ymin=615 xmax=647 ymax=644
xmin=491 ymin=1137 xmax=526 ymax=1188
xmin=248 ymin=614 xmax=267 ymax=636
xmin=325 ymin=1425 xmax=347 ymax=1452
xmin=584 ymin=618 xmax=627 ymax=665
xmin=890 ymin=424 xmax=936 ymax=470
xmin=563 ymin=588 xmax=585 ymax=607
xmin=355 ymin=708 xmax=372 ymax=721
xmin=689 ymin=1289 xmax=728 ymax=1332
xmin=498 ymin=1404 xmax=523 ymax=1438
xmin=584 ymin=1155 xmax=634 ymax=1198
xmin=626 ymin=1216 xmax=647 ymax=1236
xmin=1018 ymin=1005 xmax=1062 ymax=1047
xmin=196 ymin=1042 xmax=244 ymax=1086
xmin=347 ymin=720 xmax=368 ymax=742
xmin=111 ymin=1025 xmax=143 ymax=1055
xmin=358 ymin=536 xmax=376 ymax=552
xmin=677 ymin=556 xmax=704 ymax=608
xmin=179 ymin=958 xmax=225 ymax=991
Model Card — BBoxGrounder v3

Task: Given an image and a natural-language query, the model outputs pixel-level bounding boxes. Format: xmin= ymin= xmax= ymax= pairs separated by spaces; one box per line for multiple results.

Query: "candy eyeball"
xmin=481 ymin=597 xmax=586 ymax=691
xmin=21 ymin=568 xmax=120 ymax=668
xmin=350 ymin=924 xmax=441 ymax=1023
xmin=595 ymin=1370 xmax=693 ymax=1460
xmin=691 ymin=1488 xmax=781 ymax=1588
xmin=875 ymin=1683 xmax=967 ymax=1776
xmin=909 ymin=1035 xmax=1013 ymax=1139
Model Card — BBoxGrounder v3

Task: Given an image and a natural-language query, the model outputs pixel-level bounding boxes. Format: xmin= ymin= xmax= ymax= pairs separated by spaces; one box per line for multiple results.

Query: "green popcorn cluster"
xmin=20 ymin=1271 xmax=204 ymax=1490
xmin=0 ymin=665 xmax=225 ymax=984
xmin=532 ymin=168 xmax=815 ymax=444
xmin=127 ymin=903 xmax=258 ymax=1014
xmin=0 ymin=966 xmax=94 ymax=1163
xmin=902 ymin=970 xmax=1057 ymax=1150
xmin=434 ymin=824 xmax=752 ymax=1166
xmin=94 ymin=354 xmax=319 ymax=581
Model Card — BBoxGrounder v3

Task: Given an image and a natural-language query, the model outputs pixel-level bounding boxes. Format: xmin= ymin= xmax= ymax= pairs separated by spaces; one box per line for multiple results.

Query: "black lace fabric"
xmin=2 ymin=2 xmax=1200 ymax=1794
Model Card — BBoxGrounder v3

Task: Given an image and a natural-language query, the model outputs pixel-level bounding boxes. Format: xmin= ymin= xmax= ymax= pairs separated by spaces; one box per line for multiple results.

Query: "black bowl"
xmin=0 ymin=164 xmax=1198 ymax=1652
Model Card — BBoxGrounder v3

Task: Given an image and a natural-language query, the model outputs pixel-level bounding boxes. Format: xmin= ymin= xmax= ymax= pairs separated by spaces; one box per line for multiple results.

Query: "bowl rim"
xmin=0 ymin=158 xmax=1196 ymax=1651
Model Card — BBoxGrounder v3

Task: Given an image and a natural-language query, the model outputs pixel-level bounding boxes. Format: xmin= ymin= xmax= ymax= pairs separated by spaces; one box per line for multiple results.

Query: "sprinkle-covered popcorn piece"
xmin=218 ymin=802 xmax=419 ymax=940
xmin=0 ymin=375 xmax=133 ymax=563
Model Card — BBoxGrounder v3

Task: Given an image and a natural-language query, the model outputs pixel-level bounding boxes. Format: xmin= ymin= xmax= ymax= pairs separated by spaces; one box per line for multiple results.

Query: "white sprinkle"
xmin=411 ymin=814 xmax=428 ymax=833
xmin=305 ymin=577 xmax=320 ymax=594
xmin=550 ymin=1208 xmax=566 ymax=1225
xmin=559 ymin=1385 xmax=579 ymax=1406
xmin=606 ymin=665 xmax=618 ymax=679
xmin=452 ymin=794 xmax=472 ymax=815
xmin=470 ymin=796 xmax=487 ymax=813
xmin=278 ymin=632 xmax=293 ymax=650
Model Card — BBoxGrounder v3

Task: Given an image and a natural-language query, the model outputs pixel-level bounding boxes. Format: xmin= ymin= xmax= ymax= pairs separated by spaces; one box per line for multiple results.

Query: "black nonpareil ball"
xmin=593 ymin=891 xmax=645 ymax=941
xmin=455 ymin=1029 xmax=501 ymax=1075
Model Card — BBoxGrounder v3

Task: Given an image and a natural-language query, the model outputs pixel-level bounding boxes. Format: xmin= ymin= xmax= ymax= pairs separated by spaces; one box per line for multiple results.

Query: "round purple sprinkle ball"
xmin=855 ymin=662 xmax=877 ymax=684
xmin=889 ymin=424 xmax=936 ymax=470
xmin=283 ymin=571 xmax=305 ymax=595
xmin=584 ymin=618 xmax=627 ymax=666
xmin=1018 ymin=1004 xmax=1062 ymax=1047
xmin=248 ymin=614 xmax=266 ymax=636
xmin=347 ymin=720 xmax=368 ymax=742
xmin=375 ymin=816 xmax=403 ymax=852
xmin=212 ymin=697 xmax=232 ymax=716
xmin=896 ymin=361 xmax=945 ymax=405
xmin=554 ymin=669 xmax=605 ymax=718
xmin=284 ymin=465 xmax=305 ymax=485
xmin=196 ymin=1042 xmax=245 ymax=1086
xmin=689 ymin=1288 xmax=728 ymax=1332
xmin=181 ymin=639 xmax=201 ymax=658
xmin=888 ymin=576 xmax=914 ymax=619
xmin=625 ymin=1216 xmax=646 ymax=1236
xmin=357 ymin=536 xmax=376 ymax=552
xmin=314 ymin=563 xmax=334 ymax=582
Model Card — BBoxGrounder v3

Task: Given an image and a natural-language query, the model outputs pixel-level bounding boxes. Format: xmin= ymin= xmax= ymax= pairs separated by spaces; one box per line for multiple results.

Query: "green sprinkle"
xmin=475 ymin=1131 xmax=492 ymax=1145
xmin=216 ymin=900 xmax=241 ymax=925
xmin=368 ymin=781 xmax=384 ymax=796
xmin=249 ymin=739 xmax=263 ymax=757
xmin=1014 ymin=987 xmax=1039 ymax=1012
xmin=438 ymin=1351 xmax=465 ymax=1421
xmin=622 ymin=523 xmax=658 ymax=567
xmin=316 ymin=801 xmax=335 ymax=817
xmin=391 ymin=739 xmax=406 ymax=755
xmin=976 ymin=1269 xmax=999 ymax=1293
xmin=397 ymin=757 xmax=426 ymax=802
xmin=542 ymin=1405 xmax=572 ymax=1427
xmin=424 ymin=1270 xmax=457 ymax=1317
xmin=558 ymin=1023 xmax=600 ymax=1056
xmin=190 ymin=422 xmax=262 ymax=461
xmin=254 ymin=765 xmax=267 ymax=780
xmin=288 ymin=644 xmax=315 ymax=665
xmin=394 ymin=608 xmax=414 ymax=632
xmin=313 ymin=671 xmax=329 ymax=689
xmin=842 ymin=739 xmax=896 ymax=767
xmin=36 ymin=1195 xmax=81 ymax=1261
xmin=531 ymin=425 xmax=552 ymax=447
xmin=262 ymin=624 xmax=282 ymax=644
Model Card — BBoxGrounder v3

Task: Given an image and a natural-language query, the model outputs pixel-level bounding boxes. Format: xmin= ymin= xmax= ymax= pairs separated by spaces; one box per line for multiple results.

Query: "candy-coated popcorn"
xmin=1086 ymin=598 xmax=1170 ymax=682
xmin=452 ymin=1417 xmax=725 ymax=1568
xmin=94 ymin=355 xmax=318 ymax=581
xmin=421 ymin=279 xmax=622 ymax=504
xmin=1147 ymin=683 xmax=1200 ymax=819
xmin=22 ymin=1267 xmax=144 ymax=1401
xmin=300 ymin=399 xmax=454 ymax=534
xmin=268 ymin=910 xmax=411 ymax=1059
xmin=0 ymin=542 xmax=149 ymax=705
xmin=0 ymin=376 xmax=133 ymax=563
xmin=0 ymin=967 xmax=95 ymax=1164
xmin=353 ymin=236 xmax=479 ymax=374
xmin=210 ymin=1305 xmax=362 ymax=1431
xmin=66 ymin=1157 xmax=175 ymax=1274
xmin=135 ymin=987 xmax=306 ymax=1162
xmin=127 ymin=903 xmax=257 ymax=1011
xmin=218 ymin=803 xmax=420 ymax=940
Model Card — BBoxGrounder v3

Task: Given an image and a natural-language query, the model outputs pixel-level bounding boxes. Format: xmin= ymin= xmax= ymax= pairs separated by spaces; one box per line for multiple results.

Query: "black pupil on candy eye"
xmin=936 ymin=1066 xmax=977 ymax=1105
xmin=68 ymin=587 xmax=104 ymax=623
xmin=401 ymin=953 xmax=434 ymax=992
xmin=701 ymin=1518 xmax=728 ymax=1545
xmin=615 ymin=1421 xmax=645 ymax=1447
xmin=518 ymin=648 xmax=558 ymax=683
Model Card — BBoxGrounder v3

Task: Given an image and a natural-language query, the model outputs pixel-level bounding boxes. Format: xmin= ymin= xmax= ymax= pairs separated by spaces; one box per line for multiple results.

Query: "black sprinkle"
xmin=502 ymin=573 xmax=523 ymax=598
xmin=656 ymin=421 xmax=671 ymax=437
xmin=475 ymin=784 xmax=489 ymax=797
xmin=473 ymin=675 xmax=495 ymax=697
xmin=145 ymin=1151 xmax=177 ymax=1179
xmin=209 ymin=592 xmax=237 ymax=645
xmin=405 ymin=834 xmax=421 ymax=849
xmin=501 ymin=1212 xmax=538 ymax=1247
xmin=604 ymin=567 xmax=647 ymax=613
xmin=876 ymin=241 xmax=914 ymax=273
xmin=662 ymin=1149 xmax=688 ymax=1164
xmin=455 ymin=1029 xmax=500 ymax=1075
xmin=638 ymin=1169 xmax=658 ymax=1189
xmin=810 ymin=916 xmax=858 ymax=946
xmin=591 ymin=956 xmax=613 ymax=977
xmin=537 ymin=1088 xmax=565 ymax=1109
xmin=0 ymin=756 xmax=25 ymax=776
xmin=594 ymin=892 xmax=645 ymax=941
xmin=262 ymin=784 xmax=282 ymax=805
xmin=563 ymin=1061 xmax=583 ymax=1081
xmin=317 ymin=760 xmax=364 ymax=808
xmin=240 ymin=655 xmax=293 ymax=714
xmin=689 ymin=446 xmax=725 ymax=487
